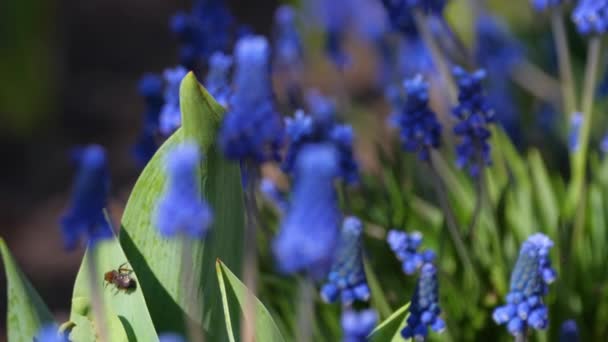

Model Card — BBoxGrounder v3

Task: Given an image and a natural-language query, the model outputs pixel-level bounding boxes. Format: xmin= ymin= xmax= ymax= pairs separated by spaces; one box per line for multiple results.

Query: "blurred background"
xmin=0 ymin=0 xmax=279 ymax=339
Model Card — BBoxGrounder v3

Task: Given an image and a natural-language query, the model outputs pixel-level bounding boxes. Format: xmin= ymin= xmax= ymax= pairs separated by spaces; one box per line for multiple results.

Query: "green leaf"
xmin=69 ymin=230 xmax=158 ymax=341
xmin=119 ymin=72 xmax=244 ymax=338
xmin=216 ymin=260 xmax=285 ymax=342
xmin=1 ymin=238 xmax=54 ymax=341
xmin=528 ymin=149 xmax=559 ymax=235
xmin=363 ymin=256 xmax=392 ymax=320
xmin=68 ymin=313 xmax=129 ymax=342
xmin=368 ymin=302 xmax=410 ymax=342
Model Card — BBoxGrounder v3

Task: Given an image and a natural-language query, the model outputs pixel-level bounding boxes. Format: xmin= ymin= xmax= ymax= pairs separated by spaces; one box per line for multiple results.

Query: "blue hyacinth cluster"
xmin=158 ymin=333 xmax=186 ymax=342
xmin=134 ymin=73 xmax=164 ymax=165
xmin=560 ymin=320 xmax=579 ymax=342
xmin=259 ymin=178 xmax=288 ymax=214
xmin=273 ymin=5 xmax=303 ymax=73
xmin=452 ymin=67 xmax=495 ymax=177
xmin=61 ymin=145 xmax=113 ymax=250
xmin=283 ymin=93 xmax=359 ymax=183
xmin=170 ymin=0 xmax=233 ymax=68
xmin=387 ymin=229 xmax=435 ymax=275
xmin=530 ymin=0 xmax=563 ymax=12
xmin=390 ymin=75 xmax=442 ymax=161
xmin=493 ymin=233 xmax=557 ymax=336
xmin=273 ymin=144 xmax=341 ymax=279
xmin=572 ymin=0 xmax=608 ymax=35
xmin=341 ymin=309 xmax=378 ymax=342
xmin=402 ymin=263 xmax=446 ymax=339
xmin=35 ymin=324 xmax=68 ymax=342
xmin=159 ymin=66 xmax=188 ymax=136
xmin=155 ymin=142 xmax=213 ymax=238
xmin=475 ymin=16 xmax=522 ymax=73
xmin=205 ymin=52 xmax=232 ymax=107
xmin=219 ymin=36 xmax=284 ymax=163
xmin=321 ymin=216 xmax=370 ymax=304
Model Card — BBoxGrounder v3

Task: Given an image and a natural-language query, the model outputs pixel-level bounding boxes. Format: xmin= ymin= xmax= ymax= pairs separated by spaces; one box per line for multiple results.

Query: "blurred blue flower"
xmin=219 ymin=36 xmax=284 ymax=163
xmin=159 ymin=66 xmax=188 ymax=136
xmin=342 ymin=309 xmax=378 ymax=342
xmin=61 ymin=145 xmax=112 ymax=250
xmin=381 ymin=0 xmax=418 ymax=37
xmin=601 ymin=133 xmax=608 ymax=155
xmin=452 ymin=67 xmax=495 ymax=177
xmin=273 ymin=5 xmax=303 ymax=73
xmin=389 ymin=74 xmax=442 ymax=161
xmin=475 ymin=15 xmax=522 ymax=74
xmin=530 ymin=0 xmax=564 ymax=12
xmin=321 ymin=216 xmax=370 ymax=304
xmin=493 ymin=233 xmax=556 ymax=336
xmin=568 ymin=112 xmax=584 ymax=152
xmin=260 ymin=177 xmax=288 ymax=214
xmin=273 ymin=144 xmax=341 ymax=279
xmin=134 ymin=73 xmax=164 ymax=166
xmin=158 ymin=333 xmax=186 ymax=342
xmin=205 ymin=52 xmax=232 ymax=107
xmin=155 ymin=142 xmax=213 ymax=238
xmin=170 ymin=0 xmax=233 ymax=68
xmin=398 ymin=38 xmax=434 ymax=77
xmin=283 ymin=93 xmax=359 ymax=183
xmin=560 ymin=320 xmax=579 ymax=342
xmin=35 ymin=324 xmax=68 ymax=342
xmin=401 ymin=263 xmax=445 ymax=340
xmin=387 ymin=229 xmax=435 ymax=275
xmin=572 ymin=0 xmax=608 ymax=36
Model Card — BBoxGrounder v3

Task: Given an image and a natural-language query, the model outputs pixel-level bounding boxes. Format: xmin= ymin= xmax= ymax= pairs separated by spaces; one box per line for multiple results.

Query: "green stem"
xmin=86 ymin=246 xmax=109 ymax=342
xmin=241 ymin=164 xmax=259 ymax=342
xmin=180 ymin=236 xmax=205 ymax=342
xmin=296 ymin=277 xmax=314 ymax=342
xmin=551 ymin=8 xmax=577 ymax=117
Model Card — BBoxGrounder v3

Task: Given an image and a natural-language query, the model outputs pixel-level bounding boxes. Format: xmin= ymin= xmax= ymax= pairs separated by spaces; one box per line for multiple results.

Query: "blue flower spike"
xmin=572 ymin=0 xmax=608 ymax=36
xmin=272 ymin=144 xmax=341 ymax=279
xmin=321 ymin=216 xmax=370 ymax=304
xmin=387 ymin=229 xmax=435 ymax=275
xmin=219 ymin=35 xmax=284 ymax=163
xmin=155 ymin=142 xmax=213 ymax=238
xmin=493 ymin=233 xmax=557 ymax=337
xmin=342 ymin=308 xmax=378 ymax=342
xmin=134 ymin=73 xmax=164 ymax=165
xmin=452 ymin=66 xmax=495 ymax=177
xmin=401 ymin=262 xmax=446 ymax=340
xmin=61 ymin=145 xmax=113 ymax=250
xmin=205 ymin=52 xmax=232 ymax=107
xmin=560 ymin=320 xmax=579 ymax=342
xmin=390 ymin=74 xmax=442 ymax=161
xmin=159 ymin=66 xmax=188 ymax=136
xmin=35 ymin=324 xmax=68 ymax=342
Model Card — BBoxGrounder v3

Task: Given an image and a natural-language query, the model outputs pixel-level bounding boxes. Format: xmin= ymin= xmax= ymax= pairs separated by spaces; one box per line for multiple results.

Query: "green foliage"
xmin=0 ymin=238 xmax=55 ymax=341
xmin=368 ymin=303 xmax=409 ymax=342
xmin=216 ymin=260 xmax=285 ymax=342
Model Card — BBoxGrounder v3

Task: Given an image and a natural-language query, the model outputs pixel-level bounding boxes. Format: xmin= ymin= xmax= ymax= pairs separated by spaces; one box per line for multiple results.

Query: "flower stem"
xmin=551 ymin=8 xmax=577 ymax=117
xmin=180 ymin=235 xmax=205 ymax=342
xmin=241 ymin=164 xmax=260 ymax=342
xmin=296 ymin=276 xmax=314 ymax=342
xmin=86 ymin=246 xmax=108 ymax=342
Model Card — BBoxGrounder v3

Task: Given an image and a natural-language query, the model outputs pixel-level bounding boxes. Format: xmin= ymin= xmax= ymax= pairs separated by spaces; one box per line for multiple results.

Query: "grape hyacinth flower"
xmin=559 ymin=320 xmax=579 ymax=342
xmin=35 ymin=324 xmax=68 ymax=342
xmin=283 ymin=93 xmax=359 ymax=183
xmin=341 ymin=309 xmax=378 ymax=342
xmin=273 ymin=5 xmax=303 ymax=73
xmin=321 ymin=216 xmax=370 ymax=304
xmin=452 ymin=67 xmax=495 ymax=177
xmin=493 ymin=233 xmax=557 ymax=337
xmin=530 ymin=0 xmax=564 ymax=12
xmin=158 ymin=333 xmax=186 ymax=342
xmin=387 ymin=229 xmax=435 ymax=275
xmin=475 ymin=15 xmax=522 ymax=74
xmin=159 ymin=66 xmax=188 ymax=136
xmin=273 ymin=144 xmax=341 ymax=279
xmin=170 ymin=0 xmax=233 ymax=68
xmin=259 ymin=177 xmax=288 ymax=214
xmin=219 ymin=36 xmax=284 ymax=163
xmin=205 ymin=52 xmax=232 ymax=107
xmin=389 ymin=75 xmax=442 ymax=161
xmin=155 ymin=142 xmax=213 ymax=238
xmin=601 ymin=133 xmax=608 ymax=155
xmin=401 ymin=262 xmax=446 ymax=340
xmin=572 ymin=0 xmax=608 ymax=36
xmin=60 ymin=145 xmax=113 ymax=250
xmin=134 ymin=73 xmax=164 ymax=165
xmin=568 ymin=112 xmax=584 ymax=152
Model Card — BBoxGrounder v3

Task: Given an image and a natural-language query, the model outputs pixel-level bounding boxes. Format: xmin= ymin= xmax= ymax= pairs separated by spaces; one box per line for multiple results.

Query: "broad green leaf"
xmin=368 ymin=302 xmax=410 ymax=342
xmin=216 ymin=260 xmax=285 ymax=342
xmin=67 ymin=313 xmax=128 ymax=342
xmin=1 ymin=238 xmax=54 ymax=341
xmin=70 ymin=230 xmax=158 ymax=341
xmin=120 ymin=72 xmax=244 ymax=338
xmin=528 ymin=149 xmax=559 ymax=235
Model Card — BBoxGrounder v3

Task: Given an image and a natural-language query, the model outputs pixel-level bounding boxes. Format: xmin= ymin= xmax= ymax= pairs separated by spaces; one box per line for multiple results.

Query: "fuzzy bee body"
xmin=104 ymin=263 xmax=137 ymax=292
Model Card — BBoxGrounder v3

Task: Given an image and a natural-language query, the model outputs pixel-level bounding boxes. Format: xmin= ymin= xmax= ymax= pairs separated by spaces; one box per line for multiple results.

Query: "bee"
xmin=104 ymin=262 xmax=137 ymax=292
